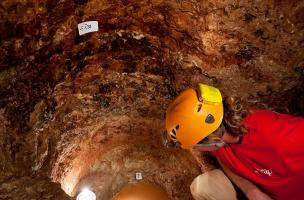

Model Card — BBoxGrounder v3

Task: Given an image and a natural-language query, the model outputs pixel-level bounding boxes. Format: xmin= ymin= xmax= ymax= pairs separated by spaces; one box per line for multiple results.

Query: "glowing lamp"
xmin=76 ymin=188 xmax=96 ymax=200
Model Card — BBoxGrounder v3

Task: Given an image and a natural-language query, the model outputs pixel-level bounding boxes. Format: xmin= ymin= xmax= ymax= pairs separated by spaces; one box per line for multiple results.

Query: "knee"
xmin=190 ymin=169 xmax=237 ymax=200
xmin=190 ymin=172 xmax=210 ymax=200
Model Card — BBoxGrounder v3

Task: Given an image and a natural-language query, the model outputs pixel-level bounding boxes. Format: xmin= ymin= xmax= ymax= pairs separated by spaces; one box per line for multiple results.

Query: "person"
xmin=163 ymin=83 xmax=304 ymax=200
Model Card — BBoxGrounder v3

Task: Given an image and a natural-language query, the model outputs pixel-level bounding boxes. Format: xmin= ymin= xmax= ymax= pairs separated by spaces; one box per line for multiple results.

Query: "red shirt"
xmin=213 ymin=110 xmax=304 ymax=200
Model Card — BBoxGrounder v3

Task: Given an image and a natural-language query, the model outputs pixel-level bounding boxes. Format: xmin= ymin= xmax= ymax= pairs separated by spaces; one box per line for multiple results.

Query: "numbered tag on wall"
xmin=78 ymin=21 xmax=98 ymax=36
xmin=135 ymin=172 xmax=143 ymax=180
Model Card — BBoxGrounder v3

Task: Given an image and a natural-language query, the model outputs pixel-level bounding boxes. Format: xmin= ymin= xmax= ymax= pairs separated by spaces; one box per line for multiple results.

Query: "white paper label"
xmin=135 ymin=172 xmax=143 ymax=180
xmin=78 ymin=21 xmax=98 ymax=36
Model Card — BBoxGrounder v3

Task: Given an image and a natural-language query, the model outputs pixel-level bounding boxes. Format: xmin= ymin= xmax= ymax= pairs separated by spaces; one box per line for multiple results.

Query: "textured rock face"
xmin=37 ymin=66 xmax=202 ymax=199
xmin=0 ymin=174 xmax=72 ymax=200
xmin=0 ymin=0 xmax=304 ymax=199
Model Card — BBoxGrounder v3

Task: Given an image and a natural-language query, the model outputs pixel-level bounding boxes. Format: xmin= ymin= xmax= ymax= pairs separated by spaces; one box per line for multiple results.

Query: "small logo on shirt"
xmin=254 ymin=167 xmax=273 ymax=176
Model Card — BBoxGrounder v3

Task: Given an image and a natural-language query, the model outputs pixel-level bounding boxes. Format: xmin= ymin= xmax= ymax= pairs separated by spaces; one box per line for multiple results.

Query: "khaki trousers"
xmin=190 ymin=169 xmax=237 ymax=200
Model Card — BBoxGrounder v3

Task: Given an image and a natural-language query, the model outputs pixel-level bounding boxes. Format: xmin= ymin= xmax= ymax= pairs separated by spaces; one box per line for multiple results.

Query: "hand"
xmin=246 ymin=188 xmax=273 ymax=200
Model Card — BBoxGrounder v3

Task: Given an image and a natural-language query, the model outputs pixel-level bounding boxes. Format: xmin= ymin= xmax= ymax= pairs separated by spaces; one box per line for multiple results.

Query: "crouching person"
xmin=164 ymin=83 xmax=304 ymax=200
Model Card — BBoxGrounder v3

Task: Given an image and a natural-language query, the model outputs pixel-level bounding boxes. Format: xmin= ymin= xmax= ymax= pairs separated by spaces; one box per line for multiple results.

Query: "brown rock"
xmin=0 ymin=0 xmax=303 ymax=199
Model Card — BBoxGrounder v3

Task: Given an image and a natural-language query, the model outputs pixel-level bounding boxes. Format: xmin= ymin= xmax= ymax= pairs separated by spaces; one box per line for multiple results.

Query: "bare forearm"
xmin=217 ymin=159 xmax=273 ymax=200
xmin=218 ymin=159 xmax=257 ymax=194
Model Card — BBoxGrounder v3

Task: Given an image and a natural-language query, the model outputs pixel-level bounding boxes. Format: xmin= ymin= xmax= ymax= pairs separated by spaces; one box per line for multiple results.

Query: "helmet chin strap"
xmin=194 ymin=139 xmax=226 ymax=148
xmin=194 ymin=125 xmax=227 ymax=149
xmin=192 ymin=140 xmax=226 ymax=152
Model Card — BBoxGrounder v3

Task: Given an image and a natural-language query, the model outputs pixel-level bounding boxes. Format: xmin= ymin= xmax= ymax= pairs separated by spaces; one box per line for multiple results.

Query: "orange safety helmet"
xmin=165 ymin=83 xmax=223 ymax=149
xmin=111 ymin=182 xmax=170 ymax=200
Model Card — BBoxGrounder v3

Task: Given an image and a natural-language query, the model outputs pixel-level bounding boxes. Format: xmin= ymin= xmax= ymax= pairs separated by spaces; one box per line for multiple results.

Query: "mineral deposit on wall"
xmin=0 ymin=0 xmax=303 ymax=199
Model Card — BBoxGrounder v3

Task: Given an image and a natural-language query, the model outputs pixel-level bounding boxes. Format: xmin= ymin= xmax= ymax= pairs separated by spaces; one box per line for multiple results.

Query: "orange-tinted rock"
xmin=0 ymin=0 xmax=303 ymax=199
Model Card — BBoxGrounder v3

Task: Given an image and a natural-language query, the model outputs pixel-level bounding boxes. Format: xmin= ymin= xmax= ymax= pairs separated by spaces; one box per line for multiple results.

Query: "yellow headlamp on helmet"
xmin=164 ymin=84 xmax=223 ymax=149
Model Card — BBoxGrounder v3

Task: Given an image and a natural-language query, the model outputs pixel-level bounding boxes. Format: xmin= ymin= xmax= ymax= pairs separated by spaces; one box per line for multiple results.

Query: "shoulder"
xmin=244 ymin=109 xmax=304 ymax=138
xmin=244 ymin=109 xmax=279 ymax=129
xmin=247 ymin=109 xmax=279 ymax=118
xmin=246 ymin=109 xmax=304 ymax=124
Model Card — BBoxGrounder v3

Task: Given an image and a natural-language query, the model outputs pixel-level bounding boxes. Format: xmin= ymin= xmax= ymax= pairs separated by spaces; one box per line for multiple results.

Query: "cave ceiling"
xmin=0 ymin=0 xmax=303 ymax=199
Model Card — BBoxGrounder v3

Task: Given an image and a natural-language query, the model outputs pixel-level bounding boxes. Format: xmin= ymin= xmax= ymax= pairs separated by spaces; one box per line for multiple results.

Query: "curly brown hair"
xmin=201 ymin=93 xmax=274 ymax=144
xmin=222 ymin=96 xmax=249 ymax=137
xmin=199 ymin=96 xmax=249 ymax=144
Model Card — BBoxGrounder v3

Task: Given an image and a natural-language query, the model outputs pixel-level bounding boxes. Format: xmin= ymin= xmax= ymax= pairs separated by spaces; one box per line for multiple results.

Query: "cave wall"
xmin=34 ymin=67 xmax=203 ymax=199
xmin=0 ymin=0 xmax=304 ymax=199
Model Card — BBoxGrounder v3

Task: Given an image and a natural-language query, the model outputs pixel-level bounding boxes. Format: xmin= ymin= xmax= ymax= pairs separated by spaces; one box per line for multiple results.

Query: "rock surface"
xmin=0 ymin=0 xmax=303 ymax=199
